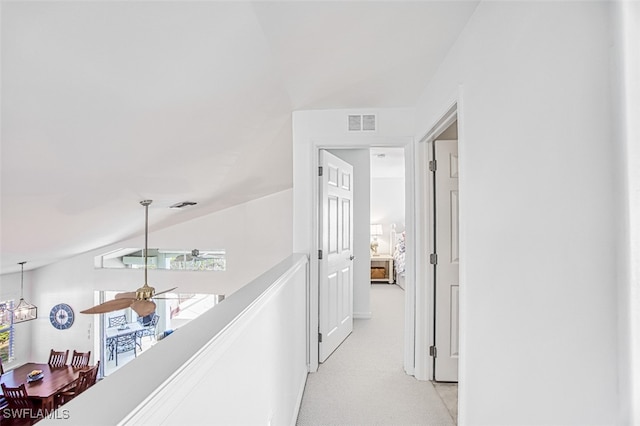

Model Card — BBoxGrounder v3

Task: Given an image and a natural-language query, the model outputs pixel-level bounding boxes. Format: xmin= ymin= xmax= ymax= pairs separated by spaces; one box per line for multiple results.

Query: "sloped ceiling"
xmin=0 ymin=1 xmax=478 ymax=274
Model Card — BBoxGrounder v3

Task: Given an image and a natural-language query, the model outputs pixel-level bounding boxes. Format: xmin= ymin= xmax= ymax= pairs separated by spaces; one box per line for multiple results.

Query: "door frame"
xmin=432 ymin=138 xmax=460 ymax=382
xmin=295 ymin=101 xmax=464 ymax=381
xmin=417 ymin=101 xmax=460 ymax=382
xmin=307 ymin=139 xmax=416 ymax=375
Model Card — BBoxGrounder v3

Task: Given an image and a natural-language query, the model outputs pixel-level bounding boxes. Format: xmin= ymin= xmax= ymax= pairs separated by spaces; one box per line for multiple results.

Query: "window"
xmin=95 ymin=248 xmax=226 ymax=271
xmin=97 ymin=291 xmax=223 ymax=376
xmin=0 ymin=300 xmax=15 ymax=363
xmin=167 ymin=250 xmax=226 ymax=271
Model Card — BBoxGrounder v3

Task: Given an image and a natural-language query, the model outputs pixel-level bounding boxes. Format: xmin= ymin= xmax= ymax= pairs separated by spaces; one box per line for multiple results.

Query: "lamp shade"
xmin=370 ymin=224 xmax=383 ymax=236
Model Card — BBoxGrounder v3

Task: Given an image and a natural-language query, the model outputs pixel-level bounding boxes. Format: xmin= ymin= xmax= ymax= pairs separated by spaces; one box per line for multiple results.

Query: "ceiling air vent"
xmin=362 ymin=114 xmax=376 ymax=131
xmin=348 ymin=114 xmax=376 ymax=132
xmin=348 ymin=115 xmax=362 ymax=131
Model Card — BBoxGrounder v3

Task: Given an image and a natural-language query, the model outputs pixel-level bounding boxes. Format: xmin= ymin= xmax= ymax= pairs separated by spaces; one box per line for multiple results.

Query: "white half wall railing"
xmin=42 ymin=254 xmax=309 ymax=426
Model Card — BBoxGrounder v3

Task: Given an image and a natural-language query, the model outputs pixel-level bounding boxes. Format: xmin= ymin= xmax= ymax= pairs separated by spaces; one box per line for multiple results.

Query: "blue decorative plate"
xmin=27 ymin=373 xmax=44 ymax=382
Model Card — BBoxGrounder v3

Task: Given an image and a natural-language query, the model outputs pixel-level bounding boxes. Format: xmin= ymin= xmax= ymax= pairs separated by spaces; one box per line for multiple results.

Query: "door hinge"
xmin=429 ymin=346 xmax=437 ymax=358
xmin=430 ymin=253 xmax=438 ymax=265
xmin=318 ymin=332 xmax=323 ymax=343
xmin=318 ymin=249 xmax=323 ymax=260
xmin=429 ymin=160 xmax=437 ymax=172
xmin=318 ymin=166 xmax=323 ymax=177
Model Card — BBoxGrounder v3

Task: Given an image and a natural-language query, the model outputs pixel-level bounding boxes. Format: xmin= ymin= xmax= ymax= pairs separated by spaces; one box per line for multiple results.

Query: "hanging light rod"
xmin=141 ymin=200 xmax=152 ymax=287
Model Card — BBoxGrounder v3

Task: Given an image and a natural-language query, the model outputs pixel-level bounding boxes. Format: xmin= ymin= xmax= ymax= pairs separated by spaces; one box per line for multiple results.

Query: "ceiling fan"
xmin=81 ymin=200 xmax=177 ymax=317
xmin=174 ymin=249 xmax=214 ymax=262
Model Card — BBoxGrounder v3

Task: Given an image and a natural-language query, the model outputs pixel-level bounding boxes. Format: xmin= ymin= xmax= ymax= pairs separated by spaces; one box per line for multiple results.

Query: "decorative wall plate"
xmin=49 ymin=303 xmax=75 ymax=330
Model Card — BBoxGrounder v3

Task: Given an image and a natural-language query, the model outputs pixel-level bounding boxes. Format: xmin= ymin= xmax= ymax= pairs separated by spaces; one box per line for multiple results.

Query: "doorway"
xmin=317 ymin=147 xmax=407 ymax=366
xmin=426 ymin=117 xmax=459 ymax=422
xmin=431 ymin=128 xmax=459 ymax=382
xmin=292 ymin=112 xmax=417 ymax=376
xmin=370 ymin=147 xmax=406 ymax=290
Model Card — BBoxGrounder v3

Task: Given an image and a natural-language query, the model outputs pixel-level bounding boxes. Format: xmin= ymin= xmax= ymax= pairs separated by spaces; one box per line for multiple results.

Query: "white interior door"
xmin=319 ymin=150 xmax=354 ymax=363
xmin=434 ymin=139 xmax=459 ymax=382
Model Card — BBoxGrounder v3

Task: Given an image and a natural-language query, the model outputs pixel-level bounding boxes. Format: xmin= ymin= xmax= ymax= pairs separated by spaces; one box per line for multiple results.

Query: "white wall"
xmin=613 ymin=1 xmax=640 ymax=423
xmin=23 ymin=189 xmax=292 ymax=364
xmin=292 ymin=108 xmax=415 ymax=372
xmin=293 ymin=108 xmax=415 ymax=255
xmin=371 ymin=177 xmax=405 ymax=256
xmin=328 ymin=149 xmax=371 ymax=319
xmin=415 ymin=2 xmax=619 ymax=424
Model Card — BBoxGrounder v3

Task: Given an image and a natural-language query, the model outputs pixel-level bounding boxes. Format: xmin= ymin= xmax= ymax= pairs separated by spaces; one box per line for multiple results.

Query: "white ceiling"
xmin=0 ymin=1 xmax=478 ymax=274
xmin=371 ymin=148 xmax=405 ymax=179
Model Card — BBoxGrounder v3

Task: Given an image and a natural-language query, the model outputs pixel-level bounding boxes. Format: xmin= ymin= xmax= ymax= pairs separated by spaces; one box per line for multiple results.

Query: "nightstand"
xmin=370 ymin=254 xmax=394 ymax=284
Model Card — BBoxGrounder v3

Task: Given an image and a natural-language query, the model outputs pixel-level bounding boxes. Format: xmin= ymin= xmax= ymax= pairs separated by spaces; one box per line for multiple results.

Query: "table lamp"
xmin=370 ymin=224 xmax=383 ymax=255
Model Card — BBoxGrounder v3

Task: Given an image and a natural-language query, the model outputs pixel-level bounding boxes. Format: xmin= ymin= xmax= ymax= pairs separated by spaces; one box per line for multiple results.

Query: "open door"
xmin=433 ymin=139 xmax=459 ymax=381
xmin=318 ymin=150 xmax=354 ymax=363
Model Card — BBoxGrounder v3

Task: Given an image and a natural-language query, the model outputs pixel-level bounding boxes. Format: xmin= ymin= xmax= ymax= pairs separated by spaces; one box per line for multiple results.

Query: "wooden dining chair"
xmin=70 ymin=350 xmax=91 ymax=367
xmin=55 ymin=361 xmax=100 ymax=406
xmin=86 ymin=360 xmax=100 ymax=387
xmin=1 ymin=383 xmax=41 ymax=424
xmin=0 ymin=358 xmax=5 ymax=413
xmin=48 ymin=349 xmax=69 ymax=367
xmin=1 ymin=383 xmax=36 ymax=410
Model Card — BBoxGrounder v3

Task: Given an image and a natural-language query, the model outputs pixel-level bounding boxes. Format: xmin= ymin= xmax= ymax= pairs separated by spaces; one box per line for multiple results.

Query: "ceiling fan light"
xmin=81 ymin=200 xmax=177 ymax=315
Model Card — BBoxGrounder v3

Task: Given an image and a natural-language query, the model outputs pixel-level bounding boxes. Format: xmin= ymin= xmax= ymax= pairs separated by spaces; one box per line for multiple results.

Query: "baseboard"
xmin=354 ymin=312 xmax=372 ymax=319
xmin=290 ymin=368 xmax=309 ymax=426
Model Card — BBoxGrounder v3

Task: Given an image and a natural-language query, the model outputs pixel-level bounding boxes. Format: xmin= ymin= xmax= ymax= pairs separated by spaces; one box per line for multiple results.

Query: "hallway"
xmin=297 ymin=284 xmax=457 ymax=425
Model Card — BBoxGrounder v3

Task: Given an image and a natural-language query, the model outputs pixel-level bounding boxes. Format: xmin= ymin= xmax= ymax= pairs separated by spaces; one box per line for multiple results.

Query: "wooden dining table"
xmin=0 ymin=362 xmax=89 ymax=411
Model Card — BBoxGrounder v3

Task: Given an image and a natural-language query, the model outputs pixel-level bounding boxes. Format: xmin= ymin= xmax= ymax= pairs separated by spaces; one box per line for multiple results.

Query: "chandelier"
xmin=13 ymin=261 xmax=38 ymax=323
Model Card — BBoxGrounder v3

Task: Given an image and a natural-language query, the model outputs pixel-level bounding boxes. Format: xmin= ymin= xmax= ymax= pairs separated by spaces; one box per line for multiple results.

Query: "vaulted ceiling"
xmin=0 ymin=1 xmax=478 ymax=274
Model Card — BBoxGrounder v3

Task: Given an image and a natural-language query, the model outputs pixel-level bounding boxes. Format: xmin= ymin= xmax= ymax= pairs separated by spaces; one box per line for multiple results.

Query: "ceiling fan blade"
xmin=80 ymin=298 xmax=135 ymax=314
xmin=115 ymin=291 xmax=137 ymax=300
xmin=154 ymin=287 xmax=177 ymax=297
xmin=131 ymin=300 xmax=156 ymax=317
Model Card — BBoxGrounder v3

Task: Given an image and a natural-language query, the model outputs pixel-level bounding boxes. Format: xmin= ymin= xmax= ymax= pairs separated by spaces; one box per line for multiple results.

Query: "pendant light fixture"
xmin=13 ymin=261 xmax=37 ymax=323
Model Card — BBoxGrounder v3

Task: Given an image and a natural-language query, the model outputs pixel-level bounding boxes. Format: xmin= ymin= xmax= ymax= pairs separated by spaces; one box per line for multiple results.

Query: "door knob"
xmin=349 ymin=255 xmax=355 ymax=261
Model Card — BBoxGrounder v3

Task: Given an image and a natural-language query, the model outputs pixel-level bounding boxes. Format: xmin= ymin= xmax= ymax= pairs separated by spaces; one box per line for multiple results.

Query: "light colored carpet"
xmin=296 ymin=284 xmax=456 ymax=426
xmin=432 ymin=383 xmax=458 ymax=424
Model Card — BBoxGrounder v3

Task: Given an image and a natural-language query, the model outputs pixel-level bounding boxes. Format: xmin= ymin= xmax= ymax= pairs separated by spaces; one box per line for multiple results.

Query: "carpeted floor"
xmin=296 ymin=283 xmax=457 ymax=426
